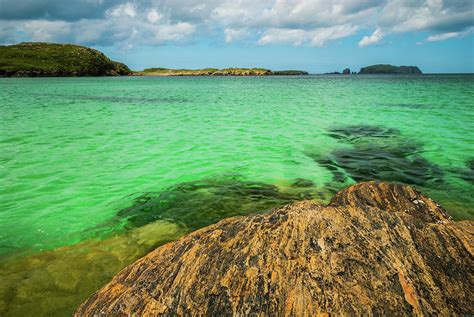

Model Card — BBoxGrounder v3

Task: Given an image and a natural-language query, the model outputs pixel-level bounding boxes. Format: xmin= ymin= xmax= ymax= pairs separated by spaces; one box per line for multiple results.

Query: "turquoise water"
xmin=0 ymin=75 xmax=473 ymax=315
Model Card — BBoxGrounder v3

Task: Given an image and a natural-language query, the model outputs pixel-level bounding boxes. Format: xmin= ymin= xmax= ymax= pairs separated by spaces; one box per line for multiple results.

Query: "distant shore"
xmin=1 ymin=42 xmax=426 ymax=77
xmin=134 ymin=68 xmax=309 ymax=76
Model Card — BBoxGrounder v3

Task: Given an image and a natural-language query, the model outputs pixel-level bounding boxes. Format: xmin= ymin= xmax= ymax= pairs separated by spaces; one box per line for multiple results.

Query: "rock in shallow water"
xmin=117 ymin=178 xmax=317 ymax=230
xmin=313 ymin=125 xmax=444 ymax=186
xmin=76 ymin=181 xmax=473 ymax=316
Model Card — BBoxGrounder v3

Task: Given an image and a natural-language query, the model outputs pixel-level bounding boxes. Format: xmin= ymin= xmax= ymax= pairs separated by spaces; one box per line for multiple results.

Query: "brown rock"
xmin=76 ymin=181 xmax=473 ymax=316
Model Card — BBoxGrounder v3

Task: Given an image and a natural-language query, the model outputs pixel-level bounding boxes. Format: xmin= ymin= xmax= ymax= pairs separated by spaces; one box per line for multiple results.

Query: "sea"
xmin=1 ymin=74 xmax=473 ymax=315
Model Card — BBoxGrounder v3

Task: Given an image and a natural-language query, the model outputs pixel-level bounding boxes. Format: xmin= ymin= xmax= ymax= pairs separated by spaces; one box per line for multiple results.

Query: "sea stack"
xmin=76 ymin=181 xmax=473 ymax=316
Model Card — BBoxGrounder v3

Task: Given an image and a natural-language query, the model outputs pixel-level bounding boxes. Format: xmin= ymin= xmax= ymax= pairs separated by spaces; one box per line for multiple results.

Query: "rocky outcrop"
xmin=76 ymin=181 xmax=473 ymax=316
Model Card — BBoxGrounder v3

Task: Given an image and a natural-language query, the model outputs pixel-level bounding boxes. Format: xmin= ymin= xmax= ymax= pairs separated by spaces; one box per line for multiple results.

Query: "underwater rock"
xmin=316 ymin=125 xmax=444 ymax=186
xmin=291 ymin=178 xmax=315 ymax=187
xmin=76 ymin=181 xmax=473 ymax=316
xmin=460 ymin=159 xmax=474 ymax=184
xmin=327 ymin=125 xmax=400 ymax=142
xmin=117 ymin=179 xmax=317 ymax=230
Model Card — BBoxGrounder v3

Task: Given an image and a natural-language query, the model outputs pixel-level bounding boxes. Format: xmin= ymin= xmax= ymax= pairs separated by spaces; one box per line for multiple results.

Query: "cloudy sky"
xmin=0 ymin=0 xmax=473 ymax=72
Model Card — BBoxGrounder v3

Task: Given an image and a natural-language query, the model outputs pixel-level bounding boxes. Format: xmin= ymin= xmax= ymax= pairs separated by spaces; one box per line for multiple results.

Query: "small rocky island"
xmin=76 ymin=181 xmax=473 ymax=316
xmin=359 ymin=64 xmax=422 ymax=74
xmin=0 ymin=42 xmax=131 ymax=77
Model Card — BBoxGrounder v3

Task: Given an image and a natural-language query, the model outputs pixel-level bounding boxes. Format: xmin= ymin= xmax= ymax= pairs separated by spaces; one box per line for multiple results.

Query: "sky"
xmin=0 ymin=0 xmax=473 ymax=73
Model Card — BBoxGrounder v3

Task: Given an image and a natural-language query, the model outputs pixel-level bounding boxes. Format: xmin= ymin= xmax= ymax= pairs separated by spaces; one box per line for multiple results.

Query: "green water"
xmin=1 ymin=74 xmax=473 ymax=315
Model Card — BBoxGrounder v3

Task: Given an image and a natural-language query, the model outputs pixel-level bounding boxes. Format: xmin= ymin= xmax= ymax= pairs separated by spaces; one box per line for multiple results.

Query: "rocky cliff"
xmin=76 ymin=181 xmax=473 ymax=316
xmin=0 ymin=42 xmax=132 ymax=77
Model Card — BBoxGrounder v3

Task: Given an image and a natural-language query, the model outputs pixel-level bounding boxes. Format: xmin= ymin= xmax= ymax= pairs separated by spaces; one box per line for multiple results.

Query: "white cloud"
xmin=146 ymin=9 xmax=163 ymax=24
xmin=358 ymin=28 xmax=384 ymax=47
xmin=258 ymin=28 xmax=307 ymax=46
xmin=309 ymin=25 xmax=358 ymax=47
xmin=258 ymin=25 xmax=357 ymax=47
xmin=224 ymin=28 xmax=249 ymax=43
xmin=427 ymin=31 xmax=462 ymax=42
xmin=22 ymin=20 xmax=71 ymax=42
xmin=0 ymin=0 xmax=472 ymax=47
xmin=153 ymin=22 xmax=195 ymax=43
xmin=107 ymin=2 xmax=137 ymax=18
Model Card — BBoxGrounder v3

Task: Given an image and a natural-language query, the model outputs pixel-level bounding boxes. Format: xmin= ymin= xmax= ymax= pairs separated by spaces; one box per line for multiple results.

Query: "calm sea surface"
xmin=1 ymin=75 xmax=473 ymax=315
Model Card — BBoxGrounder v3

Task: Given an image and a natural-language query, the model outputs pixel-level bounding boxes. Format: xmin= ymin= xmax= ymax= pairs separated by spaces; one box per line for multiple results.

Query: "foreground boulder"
xmin=76 ymin=182 xmax=473 ymax=316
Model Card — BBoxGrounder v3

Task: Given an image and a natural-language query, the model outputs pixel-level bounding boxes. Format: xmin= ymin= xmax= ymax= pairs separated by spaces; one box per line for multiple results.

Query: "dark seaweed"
xmin=327 ymin=125 xmax=400 ymax=143
xmin=117 ymin=179 xmax=317 ymax=230
xmin=313 ymin=125 xmax=444 ymax=186
xmin=291 ymin=178 xmax=315 ymax=187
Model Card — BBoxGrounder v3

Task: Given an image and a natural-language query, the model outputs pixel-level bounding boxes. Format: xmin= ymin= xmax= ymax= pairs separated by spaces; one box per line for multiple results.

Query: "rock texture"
xmin=76 ymin=181 xmax=473 ymax=316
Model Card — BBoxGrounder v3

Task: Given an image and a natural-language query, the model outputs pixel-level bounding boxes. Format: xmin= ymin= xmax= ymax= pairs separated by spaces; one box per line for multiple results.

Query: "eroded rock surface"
xmin=76 ymin=181 xmax=473 ymax=316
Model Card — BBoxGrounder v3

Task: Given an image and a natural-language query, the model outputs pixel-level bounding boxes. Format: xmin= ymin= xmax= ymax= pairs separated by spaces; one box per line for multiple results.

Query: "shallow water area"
xmin=1 ymin=74 xmax=473 ymax=315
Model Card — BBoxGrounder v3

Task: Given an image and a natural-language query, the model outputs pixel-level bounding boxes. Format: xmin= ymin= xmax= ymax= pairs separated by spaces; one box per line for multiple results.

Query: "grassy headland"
xmin=0 ymin=42 xmax=131 ymax=77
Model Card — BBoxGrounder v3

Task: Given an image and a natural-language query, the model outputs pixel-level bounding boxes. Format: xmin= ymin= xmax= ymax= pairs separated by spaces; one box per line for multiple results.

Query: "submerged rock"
xmin=314 ymin=125 xmax=444 ymax=186
xmin=327 ymin=125 xmax=400 ymax=142
xmin=460 ymin=159 xmax=474 ymax=184
xmin=76 ymin=182 xmax=473 ymax=316
xmin=117 ymin=179 xmax=317 ymax=230
xmin=291 ymin=178 xmax=315 ymax=187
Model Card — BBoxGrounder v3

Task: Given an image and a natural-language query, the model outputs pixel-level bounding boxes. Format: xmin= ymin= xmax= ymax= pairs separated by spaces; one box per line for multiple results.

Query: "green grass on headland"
xmin=0 ymin=42 xmax=131 ymax=77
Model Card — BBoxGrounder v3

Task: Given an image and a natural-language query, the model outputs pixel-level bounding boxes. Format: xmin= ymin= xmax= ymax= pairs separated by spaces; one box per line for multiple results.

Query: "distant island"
xmin=359 ymin=64 xmax=422 ymax=74
xmin=137 ymin=68 xmax=308 ymax=76
xmin=325 ymin=65 xmax=422 ymax=75
xmin=138 ymin=67 xmax=271 ymax=76
xmin=0 ymin=42 xmax=131 ymax=77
